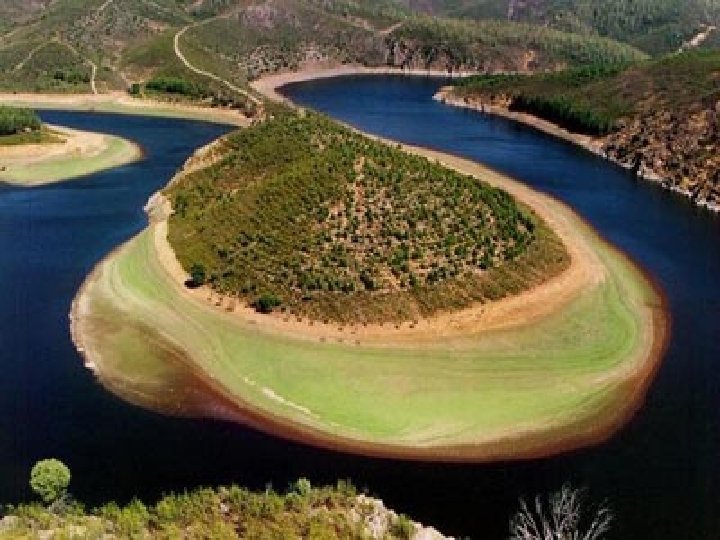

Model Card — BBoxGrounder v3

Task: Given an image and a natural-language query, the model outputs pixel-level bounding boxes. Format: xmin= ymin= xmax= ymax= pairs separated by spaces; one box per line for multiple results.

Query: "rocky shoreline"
xmin=434 ymin=87 xmax=720 ymax=213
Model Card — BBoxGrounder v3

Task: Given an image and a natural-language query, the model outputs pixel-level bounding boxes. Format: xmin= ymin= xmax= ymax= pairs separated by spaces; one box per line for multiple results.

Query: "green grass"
xmin=0 ymin=133 xmax=141 ymax=186
xmin=75 ymin=161 xmax=663 ymax=457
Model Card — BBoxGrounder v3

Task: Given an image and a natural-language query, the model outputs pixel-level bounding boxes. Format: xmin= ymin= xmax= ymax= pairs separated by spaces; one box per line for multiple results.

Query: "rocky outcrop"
xmin=603 ymin=104 xmax=720 ymax=210
xmin=439 ymin=88 xmax=720 ymax=212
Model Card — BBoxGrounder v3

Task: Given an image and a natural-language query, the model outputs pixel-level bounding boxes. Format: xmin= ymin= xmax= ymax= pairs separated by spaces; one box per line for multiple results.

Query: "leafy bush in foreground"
xmin=2 ymin=477 xmax=419 ymax=539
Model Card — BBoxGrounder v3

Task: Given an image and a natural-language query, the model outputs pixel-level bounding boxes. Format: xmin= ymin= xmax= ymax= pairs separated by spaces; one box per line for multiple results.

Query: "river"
xmin=1 ymin=77 xmax=718 ymax=538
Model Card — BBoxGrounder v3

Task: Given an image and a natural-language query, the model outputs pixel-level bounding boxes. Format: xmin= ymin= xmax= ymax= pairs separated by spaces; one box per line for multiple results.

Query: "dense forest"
xmin=396 ymin=0 xmax=720 ymax=55
xmin=166 ymin=111 xmax=568 ymax=323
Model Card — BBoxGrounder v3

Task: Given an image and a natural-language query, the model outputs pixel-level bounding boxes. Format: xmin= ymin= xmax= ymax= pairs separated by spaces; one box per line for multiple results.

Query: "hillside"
xmin=165 ymin=111 xmax=568 ymax=323
xmin=445 ymin=49 xmax=720 ymax=209
xmin=0 ymin=0 xmax=645 ymax=108
xmin=396 ymin=0 xmax=720 ymax=55
xmin=0 ymin=480 xmax=444 ymax=539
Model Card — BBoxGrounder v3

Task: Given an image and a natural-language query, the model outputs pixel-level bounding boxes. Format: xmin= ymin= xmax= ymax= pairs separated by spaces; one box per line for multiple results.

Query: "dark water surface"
xmin=0 ymin=80 xmax=717 ymax=538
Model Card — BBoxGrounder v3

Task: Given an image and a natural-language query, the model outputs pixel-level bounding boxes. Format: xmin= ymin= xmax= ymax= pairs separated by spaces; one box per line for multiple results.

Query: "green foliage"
xmin=254 ymin=293 xmax=282 ymax=314
xmin=291 ymin=478 xmax=313 ymax=497
xmin=391 ymin=16 xmax=648 ymax=69
xmin=405 ymin=0 xmax=720 ymax=55
xmin=145 ymin=76 xmax=207 ymax=98
xmin=190 ymin=263 xmax=206 ymax=286
xmin=455 ymin=49 xmax=720 ymax=135
xmin=167 ymin=111 xmax=567 ymax=324
xmin=0 ymin=106 xmax=42 ymax=136
xmin=29 ymin=459 xmax=71 ymax=504
xmin=2 ymin=480 xmax=418 ymax=539
xmin=390 ymin=514 xmax=415 ymax=539
xmin=0 ymin=40 xmax=93 ymax=93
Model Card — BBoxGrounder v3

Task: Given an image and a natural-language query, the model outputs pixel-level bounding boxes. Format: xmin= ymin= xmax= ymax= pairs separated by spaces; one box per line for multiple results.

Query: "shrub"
xmin=30 ymin=459 xmax=71 ymax=504
xmin=0 ymin=106 xmax=42 ymax=136
xmin=254 ymin=293 xmax=282 ymax=314
xmin=190 ymin=263 xmax=206 ymax=286
xmin=390 ymin=514 xmax=414 ymax=539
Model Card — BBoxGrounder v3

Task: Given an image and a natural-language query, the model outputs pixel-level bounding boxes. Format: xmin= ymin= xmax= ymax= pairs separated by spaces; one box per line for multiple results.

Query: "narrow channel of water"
xmin=0 ymin=81 xmax=718 ymax=539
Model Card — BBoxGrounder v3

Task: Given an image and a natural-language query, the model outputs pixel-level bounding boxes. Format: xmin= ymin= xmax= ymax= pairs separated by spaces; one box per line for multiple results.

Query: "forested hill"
xmin=448 ymin=49 xmax=720 ymax=210
xmin=0 ymin=0 xmax=644 ymax=109
xmin=396 ymin=0 xmax=720 ymax=55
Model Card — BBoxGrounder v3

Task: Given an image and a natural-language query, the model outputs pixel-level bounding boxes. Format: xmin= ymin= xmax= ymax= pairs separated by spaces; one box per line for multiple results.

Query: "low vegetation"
xmin=1 ymin=461 xmax=425 ymax=540
xmin=166 ymin=111 xmax=568 ymax=323
xmin=451 ymin=49 xmax=720 ymax=206
xmin=0 ymin=106 xmax=41 ymax=136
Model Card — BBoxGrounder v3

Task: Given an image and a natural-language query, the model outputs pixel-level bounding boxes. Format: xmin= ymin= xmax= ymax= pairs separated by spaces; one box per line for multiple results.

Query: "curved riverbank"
xmin=251 ymin=65 xmax=471 ymax=104
xmin=0 ymin=92 xmax=250 ymax=126
xmin=433 ymin=87 xmax=720 ymax=213
xmin=0 ymin=124 xmax=141 ymax=185
xmin=70 ymin=108 xmax=668 ymax=460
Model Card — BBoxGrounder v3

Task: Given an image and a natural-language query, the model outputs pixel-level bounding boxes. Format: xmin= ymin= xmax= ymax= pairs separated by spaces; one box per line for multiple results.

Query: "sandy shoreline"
xmin=67 ymin=68 xmax=669 ymax=461
xmin=251 ymin=65 xmax=472 ymax=103
xmin=0 ymin=124 xmax=142 ymax=185
xmin=0 ymin=91 xmax=250 ymax=126
xmin=433 ymin=87 xmax=720 ymax=213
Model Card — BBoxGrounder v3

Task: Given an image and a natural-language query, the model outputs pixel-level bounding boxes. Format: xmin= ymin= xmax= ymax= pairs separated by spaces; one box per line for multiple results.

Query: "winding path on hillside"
xmin=13 ymin=38 xmax=98 ymax=95
xmin=678 ymin=24 xmax=717 ymax=52
xmin=173 ymin=21 xmax=262 ymax=107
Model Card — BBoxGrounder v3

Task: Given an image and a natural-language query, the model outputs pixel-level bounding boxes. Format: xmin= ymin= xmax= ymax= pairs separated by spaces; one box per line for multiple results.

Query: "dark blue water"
xmin=0 ymin=85 xmax=718 ymax=539
xmin=283 ymin=76 xmax=720 ymax=539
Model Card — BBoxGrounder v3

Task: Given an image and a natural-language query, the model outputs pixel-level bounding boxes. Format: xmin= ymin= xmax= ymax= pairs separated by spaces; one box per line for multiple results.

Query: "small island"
xmin=71 ymin=109 xmax=667 ymax=462
xmin=0 ymin=105 xmax=141 ymax=186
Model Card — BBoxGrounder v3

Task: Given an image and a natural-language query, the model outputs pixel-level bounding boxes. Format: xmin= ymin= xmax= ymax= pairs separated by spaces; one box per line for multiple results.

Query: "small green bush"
xmin=254 ymin=293 xmax=282 ymax=314
xmin=30 ymin=459 xmax=71 ymax=504
xmin=0 ymin=106 xmax=42 ymax=136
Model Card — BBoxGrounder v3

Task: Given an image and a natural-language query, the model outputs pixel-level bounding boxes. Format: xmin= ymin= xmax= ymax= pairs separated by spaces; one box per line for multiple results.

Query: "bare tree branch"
xmin=509 ymin=484 xmax=613 ymax=540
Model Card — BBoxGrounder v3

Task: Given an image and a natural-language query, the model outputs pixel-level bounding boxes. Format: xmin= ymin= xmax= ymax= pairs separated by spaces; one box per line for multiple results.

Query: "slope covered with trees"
xmin=449 ymin=49 xmax=720 ymax=208
xmin=0 ymin=0 xmax=645 ymax=106
xmin=395 ymin=0 xmax=720 ymax=55
xmin=166 ymin=111 xmax=568 ymax=323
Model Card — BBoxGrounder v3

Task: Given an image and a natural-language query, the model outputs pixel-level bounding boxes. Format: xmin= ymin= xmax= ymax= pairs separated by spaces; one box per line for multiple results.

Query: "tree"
xmin=509 ymin=484 xmax=613 ymax=540
xmin=30 ymin=459 xmax=71 ymax=504
xmin=190 ymin=263 xmax=206 ymax=287
xmin=254 ymin=293 xmax=281 ymax=314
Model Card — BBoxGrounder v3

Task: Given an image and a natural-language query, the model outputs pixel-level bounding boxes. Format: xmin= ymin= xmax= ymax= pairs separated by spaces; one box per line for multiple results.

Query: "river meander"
xmin=1 ymin=78 xmax=719 ymax=538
